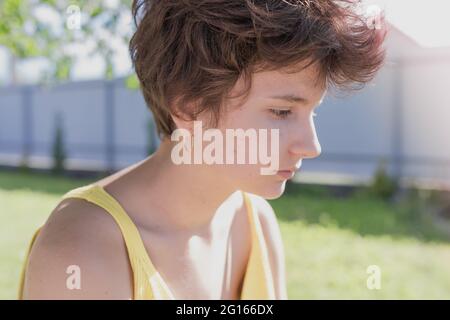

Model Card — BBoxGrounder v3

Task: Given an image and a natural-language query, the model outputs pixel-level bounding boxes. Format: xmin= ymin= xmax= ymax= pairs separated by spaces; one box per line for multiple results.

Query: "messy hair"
xmin=129 ymin=0 xmax=387 ymax=138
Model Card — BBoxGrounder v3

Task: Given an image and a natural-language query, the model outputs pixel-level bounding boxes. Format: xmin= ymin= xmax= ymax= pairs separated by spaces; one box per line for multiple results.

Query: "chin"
xmin=246 ymin=179 xmax=287 ymax=200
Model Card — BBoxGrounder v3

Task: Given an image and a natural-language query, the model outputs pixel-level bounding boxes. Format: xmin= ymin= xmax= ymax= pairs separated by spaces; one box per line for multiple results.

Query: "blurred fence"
xmin=0 ymin=77 xmax=159 ymax=173
xmin=0 ymin=60 xmax=450 ymax=188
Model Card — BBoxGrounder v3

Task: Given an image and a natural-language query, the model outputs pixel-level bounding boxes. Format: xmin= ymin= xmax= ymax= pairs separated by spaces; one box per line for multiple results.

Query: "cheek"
xmin=220 ymin=101 xmax=265 ymax=131
xmin=210 ymin=105 xmax=287 ymax=176
xmin=220 ymin=113 xmax=247 ymax=131
xmin=278 ymin=126 xmax=289 ymax=149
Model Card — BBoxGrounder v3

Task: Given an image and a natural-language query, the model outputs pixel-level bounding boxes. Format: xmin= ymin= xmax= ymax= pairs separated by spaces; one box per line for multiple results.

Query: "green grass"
xmin=272 ymin=183 xmax=450 ymax=299
xmin=0 ymin=170 xmax=96 ymax=300
xmin=1 ymin=170 xmax=450 ymax=299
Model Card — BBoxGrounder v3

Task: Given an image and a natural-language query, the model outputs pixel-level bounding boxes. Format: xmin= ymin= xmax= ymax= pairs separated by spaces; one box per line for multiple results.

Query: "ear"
xmin=169 ymin=97 xmax=196 ymax=134
xmin=170 ymin=98 xmax=211 ymax=134
xmin=171 ymin=111 xmax=193 ymax=134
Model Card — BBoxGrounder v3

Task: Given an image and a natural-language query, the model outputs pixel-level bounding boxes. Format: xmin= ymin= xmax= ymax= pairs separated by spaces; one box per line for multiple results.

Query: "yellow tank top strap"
xmin=59 ymin=184 xmax=161 ymax=299
xmin=18 ymin=185 xmax=273 ymax=300
xmin=241 ymin=191 xmax=276 ymax=300
xmin=17 ymin=225 xmax=43 ymax=299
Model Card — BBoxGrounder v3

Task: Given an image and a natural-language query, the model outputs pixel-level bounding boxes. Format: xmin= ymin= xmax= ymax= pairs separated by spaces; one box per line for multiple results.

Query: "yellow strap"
xmin=241 ymin=192 xmax=276 ymax=300
xmin=60 ymin=184 xmax=160 ymax=299
xmin=61 ymin=184 xmax=156 ymax=270
xmin=17 ymin=226 xmax=42 ymax=299
xmin=18 ymin=185 xmax=273 ymax=300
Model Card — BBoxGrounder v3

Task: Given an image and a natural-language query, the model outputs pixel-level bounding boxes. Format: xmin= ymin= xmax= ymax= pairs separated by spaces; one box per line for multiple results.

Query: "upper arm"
xmin=251 ymin=195 xmax=288 ymax=300
xmin=22 ymin=199 xmax=133 ymax=300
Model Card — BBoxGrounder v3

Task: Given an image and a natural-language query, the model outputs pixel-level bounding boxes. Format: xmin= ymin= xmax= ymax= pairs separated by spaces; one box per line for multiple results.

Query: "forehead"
xmin=229 ymin=61 xmax=327 ymax=108
xmin=253 ymin=62 xmax=326 ymax=102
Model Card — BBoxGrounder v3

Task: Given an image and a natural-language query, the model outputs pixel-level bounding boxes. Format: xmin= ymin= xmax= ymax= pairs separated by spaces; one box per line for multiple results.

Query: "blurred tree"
xmin=0 ymin=0 xmax=135 ymax=84
xmin=51 ymin=111 xmax=66 ymax=174
xmin=370 ymin=157 xmax=399 ymax=201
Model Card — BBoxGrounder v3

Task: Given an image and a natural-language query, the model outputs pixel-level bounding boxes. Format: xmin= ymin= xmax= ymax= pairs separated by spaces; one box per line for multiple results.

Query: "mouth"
xmin=276 ymin=167 xmax=299 ymax=179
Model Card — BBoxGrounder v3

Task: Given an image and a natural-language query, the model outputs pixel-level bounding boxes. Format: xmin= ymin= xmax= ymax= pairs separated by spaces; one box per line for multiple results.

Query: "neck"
xmin=132 ymin=138 xmax=239 ymax=236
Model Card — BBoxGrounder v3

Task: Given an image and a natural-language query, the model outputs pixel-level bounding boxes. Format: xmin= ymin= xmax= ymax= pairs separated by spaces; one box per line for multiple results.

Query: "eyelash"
xmin=269 ymin=109 xmax=318 ymax=119
xmin=269 ymin=109 xmax=292 ymax=119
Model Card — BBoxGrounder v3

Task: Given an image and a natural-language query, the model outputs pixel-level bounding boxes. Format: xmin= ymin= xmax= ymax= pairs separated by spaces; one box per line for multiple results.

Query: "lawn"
xmin=1 ymin=170 xmax=450 ymax=299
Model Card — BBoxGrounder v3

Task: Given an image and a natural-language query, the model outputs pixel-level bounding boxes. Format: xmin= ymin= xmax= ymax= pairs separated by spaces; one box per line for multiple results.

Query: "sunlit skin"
xmin=22 ymin=61 xmax=326 ymax=300
xmin=111 ymin=61 xmax=326 ymax=233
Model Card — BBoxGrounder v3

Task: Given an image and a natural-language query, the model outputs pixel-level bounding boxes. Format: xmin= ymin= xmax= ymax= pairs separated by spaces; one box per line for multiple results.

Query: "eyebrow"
xmin=267 ymin=94 xmax=309 ymax=104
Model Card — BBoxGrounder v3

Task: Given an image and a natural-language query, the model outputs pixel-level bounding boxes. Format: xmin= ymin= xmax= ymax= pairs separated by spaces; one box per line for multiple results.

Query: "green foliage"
xmin=369 ymin=158 xmax=398 ymax=200
xmin=54 ymin=55 xmax=72 ymax=81
xmin=51 ymin=112 xmax=66 ymax=175
xmin=271 ymin=183 xmax=448 ymax=243
xmin=0 ymin=0 xmax=40 ymax=57
xmin=18 ymin=158 xmax=31 ymax=174
xmin=125 ymin=73 xmax=139 ymax=90
xmin=0 ymin=0 xmax=135 ymax=83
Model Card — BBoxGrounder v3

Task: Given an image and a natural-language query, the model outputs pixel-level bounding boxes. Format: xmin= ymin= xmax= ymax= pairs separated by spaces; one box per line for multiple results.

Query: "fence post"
xmin=22 ymin=85 xmax=33 ymax=167
xmin=392 ymin=61 xmax=404 ymax=189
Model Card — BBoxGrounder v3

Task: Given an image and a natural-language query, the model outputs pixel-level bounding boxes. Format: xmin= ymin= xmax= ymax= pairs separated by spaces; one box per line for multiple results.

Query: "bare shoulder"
xmin=22 ymin=197 xmax=133 ymax=299
xmin=247 ymin=194 xmax=288 ymax=299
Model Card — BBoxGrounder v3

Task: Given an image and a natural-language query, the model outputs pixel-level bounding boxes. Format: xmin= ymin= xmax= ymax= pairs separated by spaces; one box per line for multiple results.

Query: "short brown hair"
xmin=129 ymin=0 xmax=387 ymax=138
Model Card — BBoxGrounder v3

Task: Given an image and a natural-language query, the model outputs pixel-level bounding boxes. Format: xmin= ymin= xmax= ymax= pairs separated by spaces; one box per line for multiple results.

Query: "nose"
xmin=288 ymin=117 xmax=322 ymax=159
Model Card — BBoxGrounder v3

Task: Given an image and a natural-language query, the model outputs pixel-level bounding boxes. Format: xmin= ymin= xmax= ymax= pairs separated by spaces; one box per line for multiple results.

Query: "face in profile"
xmin=187 ymin=61 xmax=327 ymax=200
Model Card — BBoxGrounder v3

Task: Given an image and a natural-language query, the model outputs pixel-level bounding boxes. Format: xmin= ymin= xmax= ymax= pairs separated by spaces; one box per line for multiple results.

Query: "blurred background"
xmin=1 ymin=0 xmax=450 ymax=299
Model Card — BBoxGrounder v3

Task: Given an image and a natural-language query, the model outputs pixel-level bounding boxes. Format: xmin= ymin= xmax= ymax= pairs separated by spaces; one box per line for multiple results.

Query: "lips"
xmin=276 ymin=169 xmax=296 ymax=179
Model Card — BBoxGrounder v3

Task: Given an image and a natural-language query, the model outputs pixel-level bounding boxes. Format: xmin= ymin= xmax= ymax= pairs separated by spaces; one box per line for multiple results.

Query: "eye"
xmin=269 ymin=108 xmax=292 ymax=119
